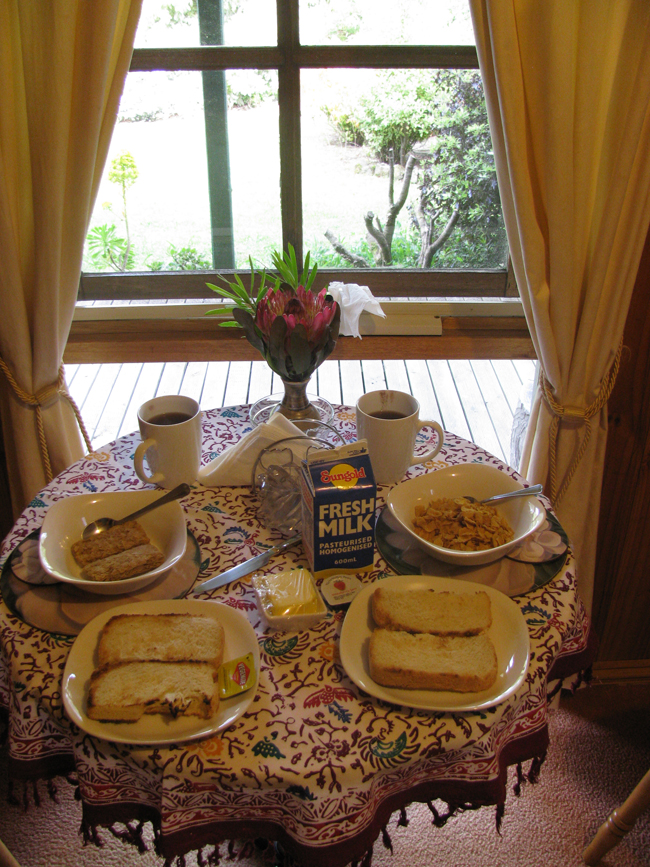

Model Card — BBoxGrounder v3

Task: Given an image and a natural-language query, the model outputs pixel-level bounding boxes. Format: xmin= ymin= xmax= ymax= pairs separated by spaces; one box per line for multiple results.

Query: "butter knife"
xmin=192 ymin=535 xmax=302 ymax=593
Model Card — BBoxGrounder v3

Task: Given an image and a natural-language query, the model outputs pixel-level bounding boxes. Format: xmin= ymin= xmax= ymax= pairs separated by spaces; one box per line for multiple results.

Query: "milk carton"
xmin=300 ymin=440 xmax=376 ymax=578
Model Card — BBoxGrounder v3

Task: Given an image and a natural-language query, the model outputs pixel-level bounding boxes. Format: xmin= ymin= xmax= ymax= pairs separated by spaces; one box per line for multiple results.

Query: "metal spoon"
xmin=81 ymin=483 xmax=191 ymax=540
xmin=465 ymin=484 xmax=543 ymax=505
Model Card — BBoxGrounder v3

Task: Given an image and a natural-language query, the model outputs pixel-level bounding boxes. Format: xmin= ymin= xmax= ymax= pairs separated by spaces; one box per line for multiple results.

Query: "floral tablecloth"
xmin=0 ymin=405 xmax=594 ymax=867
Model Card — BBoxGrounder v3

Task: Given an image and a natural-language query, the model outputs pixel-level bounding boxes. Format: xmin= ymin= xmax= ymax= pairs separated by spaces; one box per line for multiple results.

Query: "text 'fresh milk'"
xmin=300 ymin=440 xmax=376 ymax=578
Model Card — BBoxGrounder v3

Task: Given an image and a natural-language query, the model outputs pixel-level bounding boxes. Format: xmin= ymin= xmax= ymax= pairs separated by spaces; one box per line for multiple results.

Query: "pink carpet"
xmin=1 ymin=698 xmax=648 ymax=867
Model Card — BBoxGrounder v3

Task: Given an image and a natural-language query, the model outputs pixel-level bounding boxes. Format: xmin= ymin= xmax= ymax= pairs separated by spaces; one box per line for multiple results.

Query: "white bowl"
xmin=39 ymin=490 xmax=186 ymax=595
xmin=386 ymin=464 xmax=545 ymax=566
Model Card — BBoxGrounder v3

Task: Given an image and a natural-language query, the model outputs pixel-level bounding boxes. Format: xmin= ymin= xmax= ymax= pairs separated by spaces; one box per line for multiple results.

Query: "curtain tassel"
xmin=539 ymin=341 xmax=622 ymax=506
xmin=0 ymin=356 xmax=93 ymax=482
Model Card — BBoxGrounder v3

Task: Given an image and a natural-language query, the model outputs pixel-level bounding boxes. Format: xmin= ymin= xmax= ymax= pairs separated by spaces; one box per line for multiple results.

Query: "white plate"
xmin=339 ymin=575 xmax=530 ymax=712
xmin=62 ymin=599 xmax=260 ymax=745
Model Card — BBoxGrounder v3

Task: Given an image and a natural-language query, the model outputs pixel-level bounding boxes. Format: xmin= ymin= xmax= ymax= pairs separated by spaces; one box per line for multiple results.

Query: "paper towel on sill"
xmin=327 ymin=283 xmax=386 ymax=338
xmin=198 ymin=413 xmax=305 ymax=487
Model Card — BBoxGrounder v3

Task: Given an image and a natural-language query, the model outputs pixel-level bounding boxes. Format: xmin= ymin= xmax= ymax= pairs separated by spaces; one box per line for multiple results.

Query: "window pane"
xmin=301 ymin=68 xmax=507 ymax=270
xmin=83 ymin=70 xmax=281 ymax=276
xmin=299 ymin=0 xmax=475 ymax=47
xmin=135 ymin=0 xmax=277 ymax=48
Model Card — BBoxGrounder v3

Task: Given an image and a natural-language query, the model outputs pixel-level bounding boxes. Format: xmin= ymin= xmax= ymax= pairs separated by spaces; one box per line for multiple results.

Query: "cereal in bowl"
xmin=413 ymin=497 xmax=513 ymax=552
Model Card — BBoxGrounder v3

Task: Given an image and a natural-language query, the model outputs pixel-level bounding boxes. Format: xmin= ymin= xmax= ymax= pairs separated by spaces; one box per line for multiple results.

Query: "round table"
xmin=0 ymin=404 xmax=594 ymax=866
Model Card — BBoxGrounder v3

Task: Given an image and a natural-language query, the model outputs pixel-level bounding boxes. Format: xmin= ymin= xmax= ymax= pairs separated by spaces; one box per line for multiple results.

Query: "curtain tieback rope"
xmin=539 ymin=341 xmax=622 ymax=506
xmin=0 ymin=356 xmax=93 ymax=483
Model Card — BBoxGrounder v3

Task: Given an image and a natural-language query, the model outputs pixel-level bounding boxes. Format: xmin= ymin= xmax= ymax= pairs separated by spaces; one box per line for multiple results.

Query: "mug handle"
xmin=134 ymin=438 xmax=164 ymax=485
xmin=409 ymin=420 xmax=444 ymax=467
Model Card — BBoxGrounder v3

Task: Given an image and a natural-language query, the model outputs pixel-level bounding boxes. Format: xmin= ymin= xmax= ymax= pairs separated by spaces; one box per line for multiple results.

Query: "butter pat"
xmin=253 ymin=568 xmax=327 ymax=631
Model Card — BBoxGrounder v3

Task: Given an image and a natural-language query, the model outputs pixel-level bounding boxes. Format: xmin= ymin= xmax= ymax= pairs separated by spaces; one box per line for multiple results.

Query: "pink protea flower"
xmin=255 ymin=285 xmax=337 ymax=345
xmin=206 ymin=246 xmax=340 ymax=381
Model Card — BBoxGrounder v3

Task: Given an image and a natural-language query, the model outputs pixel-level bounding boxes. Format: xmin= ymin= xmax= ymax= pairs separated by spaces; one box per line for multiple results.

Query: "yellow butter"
xmin=255 ymin=568 xmax=320 ymax=616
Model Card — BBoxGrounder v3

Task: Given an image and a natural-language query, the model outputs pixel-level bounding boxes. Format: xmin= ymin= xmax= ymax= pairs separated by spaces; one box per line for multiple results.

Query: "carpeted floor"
xmin=1 ymin=684 xmax=649 ymax=867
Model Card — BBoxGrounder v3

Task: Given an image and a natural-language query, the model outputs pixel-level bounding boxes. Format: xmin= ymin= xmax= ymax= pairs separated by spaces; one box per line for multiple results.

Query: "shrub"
xmin=167 ymin=245 xmax=212 ymax=270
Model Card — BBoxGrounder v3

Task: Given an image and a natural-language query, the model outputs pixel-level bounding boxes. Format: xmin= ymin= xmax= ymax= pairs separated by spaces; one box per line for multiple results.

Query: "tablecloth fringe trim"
xmin=81 ymin=815 xmax=105 ymax=849
xmin=6 ymin=777 xmax=59 ymax=810
xmin=78 ymin=821 xmax=284 ymax=867
xmin=426 ymin=799 xmax=484 ymax=828
xmin=558 ymin=664 xmax=594 ymax=700
xmin=55 ymin=755 xmax=550 ymax=867
xmin=350 ymin=845 xmax=374 ymax=867
xmin=107 ymin=820 xmax=149 ymax=854
xmin=80 ymin=820 xmax=225 ymax=866
xmin=513 ymin=751 xmax=547 ymax=797
xmin=350 ymin=799 xmax=505 ymax=867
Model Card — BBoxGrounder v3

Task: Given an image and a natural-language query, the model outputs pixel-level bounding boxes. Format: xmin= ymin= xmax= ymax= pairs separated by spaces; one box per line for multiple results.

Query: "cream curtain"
xmin=470 ymin=0 xmax=650 ymax=613
xmin=0 ymin=0 xmax=142 ymax=519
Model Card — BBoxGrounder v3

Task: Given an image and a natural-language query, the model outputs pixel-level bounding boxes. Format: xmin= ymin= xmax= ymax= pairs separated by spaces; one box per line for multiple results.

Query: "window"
xmin=79 ymin=0 xmax=517 ymax=307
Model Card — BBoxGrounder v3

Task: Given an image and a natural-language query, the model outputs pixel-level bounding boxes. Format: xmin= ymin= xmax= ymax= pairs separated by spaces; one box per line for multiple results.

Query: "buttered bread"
xmin=369 ymin=585 xmax=498 ymax=693
xmin=97 ymin=613 xmax=225 ymax=668
xmin=87 ymin=613 xmax=225 ymax=723
xmin=87 ymin=660 xmax=218 ymax=721
xmin=371 ymin=586 xmax=492 ymax=636
xmin=369 ymin=629 xmax=497 ymax=692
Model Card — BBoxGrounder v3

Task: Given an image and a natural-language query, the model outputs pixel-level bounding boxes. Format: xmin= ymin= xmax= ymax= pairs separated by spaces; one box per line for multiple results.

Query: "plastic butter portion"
xmin=254 ymin=569 xmax=320 ymax=616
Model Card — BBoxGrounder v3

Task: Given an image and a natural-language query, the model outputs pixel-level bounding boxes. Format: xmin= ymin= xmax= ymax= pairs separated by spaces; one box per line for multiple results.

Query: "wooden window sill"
xmin=65 ymin=300 xmax=534 ymax=363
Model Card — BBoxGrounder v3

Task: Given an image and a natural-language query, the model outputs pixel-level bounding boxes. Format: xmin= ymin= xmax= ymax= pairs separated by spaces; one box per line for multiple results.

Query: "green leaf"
xmin=288 ymin=326 xmax=314 ymax=378
xmin=306 ymin=261 xmax=318 ymax=291
xmin=232 ymin=309 xmax=265 ymax=354
xmin=266 ymin=316 xmax=289 ymax=377
xmin=206 ymin=282 xmax=240 ymax=303
xmin=205 ymin=308 xmax=235 ymax=318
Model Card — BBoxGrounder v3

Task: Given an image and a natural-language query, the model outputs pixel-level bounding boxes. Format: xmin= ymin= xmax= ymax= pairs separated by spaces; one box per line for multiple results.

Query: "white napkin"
xmin=327 ymin=282 xmax=386 ymax=338
xmin=198 ymin=413 xmax=306 ymax=487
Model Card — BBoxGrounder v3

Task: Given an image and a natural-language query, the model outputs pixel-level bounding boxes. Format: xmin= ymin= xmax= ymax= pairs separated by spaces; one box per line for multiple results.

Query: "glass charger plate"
xmin=62 ymin=599 xmax=259 ymax=744
xmin=375 ymin=506 xmax=569 ymax=597
xmin=1 ymin=529 xmax=201 ymax=635
xmin=340 ymin=574 xmax=530 ymax=712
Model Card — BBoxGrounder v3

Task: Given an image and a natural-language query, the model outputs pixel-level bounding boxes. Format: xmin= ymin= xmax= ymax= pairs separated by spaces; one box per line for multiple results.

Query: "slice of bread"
xmin=97 ymin=613 xmax=225 ymax=669
xmin=80 ymin=544 xmax=165 ymax=582
xmin=71 ymin=521 xmax=151 ymax=567
xmin=368 ymin=629 xmax=497 ymax=692
xmin=371 ymin=586 xmax=492 ymax=636
xmin=87 ymin=660 xmax=218 ymax=722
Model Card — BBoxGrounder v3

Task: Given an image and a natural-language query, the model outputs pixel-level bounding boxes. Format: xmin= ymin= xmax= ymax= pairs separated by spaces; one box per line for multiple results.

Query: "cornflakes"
xmin=413 ymin=497 xmax=514 ymax=551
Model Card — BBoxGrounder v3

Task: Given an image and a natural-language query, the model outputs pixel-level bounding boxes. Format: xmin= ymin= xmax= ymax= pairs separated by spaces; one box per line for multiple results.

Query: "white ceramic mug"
xmin=356 ymin=390 xmax=444 ymax=485
xmin=134 ymin=395 xmax=202 ymax=489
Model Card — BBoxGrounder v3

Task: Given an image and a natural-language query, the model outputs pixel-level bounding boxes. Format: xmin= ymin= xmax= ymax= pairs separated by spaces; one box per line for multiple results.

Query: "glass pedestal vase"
xmin=249 ymin=377 xmax=334 ymax=427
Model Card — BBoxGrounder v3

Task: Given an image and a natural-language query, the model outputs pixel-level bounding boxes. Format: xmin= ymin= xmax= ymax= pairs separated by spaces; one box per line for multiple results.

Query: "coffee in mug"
xmin=134 ymin=395 xmax=202 ymax=489
xmin=148 ymin=411 xmax=193 ymax=426
xmin=369 ymin=410 xmax=407 ymax=420
xmin=356 ymin=390 xmax=444 ymax=485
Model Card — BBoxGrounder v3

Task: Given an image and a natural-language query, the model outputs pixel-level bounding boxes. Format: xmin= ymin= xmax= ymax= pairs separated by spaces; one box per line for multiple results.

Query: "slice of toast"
xmin=87 ymin=660 xmax=219 ymax=722
xmin=97 ymin=613 xmax=225 ymax=669
xmin=80 ymin=543 xmax=165 ymax=582
xmin=368 ymin=629 xmax=497 ymax=692
xmin=71 ymin=521 xmax=151 ymax=567
xmin=371 ymin=586 xmax=492 ymax=636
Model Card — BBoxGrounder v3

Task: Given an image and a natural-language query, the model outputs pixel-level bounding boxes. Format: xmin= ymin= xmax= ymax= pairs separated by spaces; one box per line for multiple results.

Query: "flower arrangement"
xmin=206 ymin=246 xmax=340 ymax=383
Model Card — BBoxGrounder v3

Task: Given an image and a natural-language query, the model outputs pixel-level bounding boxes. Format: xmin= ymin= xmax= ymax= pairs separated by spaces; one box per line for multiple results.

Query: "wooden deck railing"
xmin=65 ymin=357 xmax=537 ymax=468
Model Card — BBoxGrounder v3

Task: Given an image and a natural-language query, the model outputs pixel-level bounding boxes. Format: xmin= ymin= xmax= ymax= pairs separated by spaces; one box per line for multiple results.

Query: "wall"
xmin=593 ymin=225 xmax=650 ymax=677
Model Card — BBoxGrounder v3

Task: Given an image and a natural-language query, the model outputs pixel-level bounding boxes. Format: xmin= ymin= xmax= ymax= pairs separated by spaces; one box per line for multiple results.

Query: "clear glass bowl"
xmin=252 ymin=424 xmax=345 ymax=535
